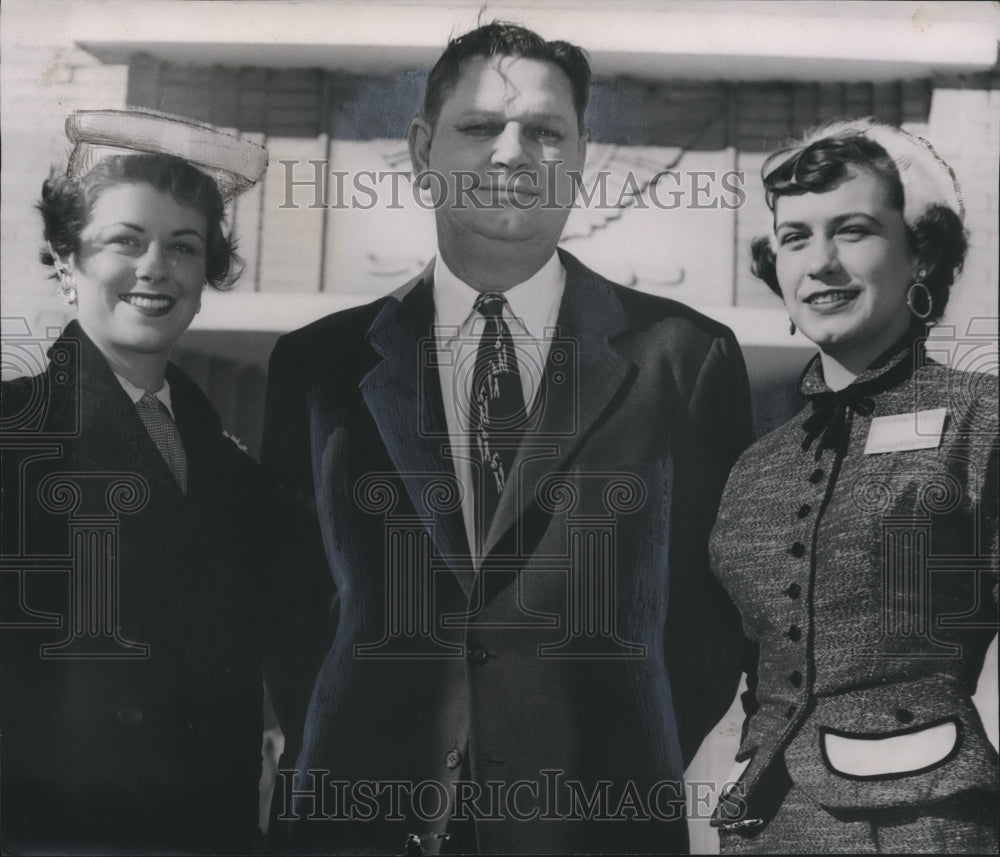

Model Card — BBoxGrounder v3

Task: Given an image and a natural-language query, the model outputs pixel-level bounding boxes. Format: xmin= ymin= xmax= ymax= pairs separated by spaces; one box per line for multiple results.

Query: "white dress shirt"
xmin=433 ymin=252 xmax=565 ymax=557
xmin=115 ymin=373 xmax=176 ymax=419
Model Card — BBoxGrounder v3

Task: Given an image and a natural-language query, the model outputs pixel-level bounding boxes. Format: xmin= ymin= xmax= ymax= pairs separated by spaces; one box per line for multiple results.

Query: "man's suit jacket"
xmin=262 ymin=250 xmax=752 ymax=854
xmin=1 ymin=321 xmax=273 ymax=854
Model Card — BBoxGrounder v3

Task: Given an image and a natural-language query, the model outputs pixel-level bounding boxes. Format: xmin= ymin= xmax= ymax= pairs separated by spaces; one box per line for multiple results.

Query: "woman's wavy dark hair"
xmin=750 ymin=131 xmax=967 ymax=324
xmin=38 ymin=153 xmax=240 ymax=289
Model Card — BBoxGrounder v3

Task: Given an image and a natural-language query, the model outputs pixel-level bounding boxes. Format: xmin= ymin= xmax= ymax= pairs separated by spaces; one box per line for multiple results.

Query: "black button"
xmin=895 ymin=709 xmax=914 ymax=724
xmin=468 ymin=646 xmax=489 ymax=665
xmin=444 ymin=748 xmax=463 ymax=770
xmin=787 ymin=625 xmax=802 ymax=642
xmin=809 ymin=468 xmax=825 ymax=484
xmin=789 ymin=542 xmax=806 ymax=558
xmin=789 ymin=671 xmax=802 ymax=688
xmin=116 ymin=705 xmax=143 ymax=727
xmin=796 ymin=504 xmax=812 ymax=519
xmin=785 ymin=583 xmax=801 ymax=599
xmin=785 ymin=704 xmax=797 ymax=719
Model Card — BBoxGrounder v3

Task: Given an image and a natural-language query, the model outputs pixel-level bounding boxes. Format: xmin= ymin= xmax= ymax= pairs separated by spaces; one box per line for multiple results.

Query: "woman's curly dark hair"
xmin=38 ymin=153 xmax=241 ymax=289
xmin=750 ymin=131 xmax=968 ymax=324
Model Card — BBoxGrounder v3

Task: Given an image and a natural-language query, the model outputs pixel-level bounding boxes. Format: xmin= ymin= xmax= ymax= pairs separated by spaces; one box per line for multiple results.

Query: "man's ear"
xmin=408 ymin=116 xmax=433 ymax=189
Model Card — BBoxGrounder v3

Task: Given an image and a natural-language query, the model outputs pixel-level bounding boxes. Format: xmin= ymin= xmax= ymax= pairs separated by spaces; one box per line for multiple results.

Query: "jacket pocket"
xmin=822 ymin=718 xmax=959 ymax=778
xmin=784 ymin=675 xmax=999 ymax=811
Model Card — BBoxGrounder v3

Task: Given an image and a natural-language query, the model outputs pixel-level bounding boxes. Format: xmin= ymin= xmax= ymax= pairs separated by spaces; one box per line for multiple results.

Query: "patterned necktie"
xmin=469 ymin=292 xmax=526 ymax=551
xmin=135 ymin=392 xmax=188 ymax=493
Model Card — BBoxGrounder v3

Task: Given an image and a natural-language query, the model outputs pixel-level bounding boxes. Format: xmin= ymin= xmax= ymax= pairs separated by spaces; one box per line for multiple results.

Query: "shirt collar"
xmin=432 ymin=251 xmax=565 ymax=340
xmin=114 ymin=373 xmax=176 ymax=419
xmin=799 ymin=327 xmax=926 ymax=400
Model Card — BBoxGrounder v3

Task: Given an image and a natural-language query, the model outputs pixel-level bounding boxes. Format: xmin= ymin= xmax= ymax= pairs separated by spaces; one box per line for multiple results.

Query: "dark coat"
xmin=710 ymin=334 xmax=999 ymax=849
xmin=262 ymin=250 xmax=753 ymax=854
xmin=1 ymin=321 xmax=274 ymax=854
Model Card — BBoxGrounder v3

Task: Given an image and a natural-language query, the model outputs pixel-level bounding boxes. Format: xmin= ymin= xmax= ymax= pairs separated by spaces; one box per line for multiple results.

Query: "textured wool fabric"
xmin=719 ymin=763 xmax=999 ymax=854
xmin=710 ymin=331 xmax=999 ymax=853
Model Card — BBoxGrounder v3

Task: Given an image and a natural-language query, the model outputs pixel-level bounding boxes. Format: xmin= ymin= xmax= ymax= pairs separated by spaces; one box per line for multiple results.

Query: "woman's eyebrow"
xmin=170 ymin=227 xmax=206 ymax=241
xmin=99 ymin=222 xmax=206 ymax=241
xmin=775 ymin=212 xmax=882 ymax=230
xmin=829 ymin=212 xmax=884 ymax=228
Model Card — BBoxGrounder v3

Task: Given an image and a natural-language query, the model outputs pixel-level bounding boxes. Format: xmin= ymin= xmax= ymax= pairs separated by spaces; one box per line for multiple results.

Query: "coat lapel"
xmin=167 ymin=362 xmax=227 ymax=501
xmin=483 ymin=252 xmax=634 ymax=558
xmin=62 ymin=322 xmax=186 ymax=506
xmin=359 ymin=266 xmax=472 ymax=589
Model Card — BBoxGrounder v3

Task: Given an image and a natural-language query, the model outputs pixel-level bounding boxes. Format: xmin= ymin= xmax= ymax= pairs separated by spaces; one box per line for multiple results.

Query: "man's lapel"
xmin=359 ymin=265 xmax=472 ymax=589
xmin=483 ymin=252 xmax=634 ymax=558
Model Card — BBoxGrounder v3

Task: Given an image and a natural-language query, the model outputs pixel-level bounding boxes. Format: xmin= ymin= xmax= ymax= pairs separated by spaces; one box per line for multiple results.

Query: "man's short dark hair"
xmin=423 ymin=20 xmax=591 ymax=132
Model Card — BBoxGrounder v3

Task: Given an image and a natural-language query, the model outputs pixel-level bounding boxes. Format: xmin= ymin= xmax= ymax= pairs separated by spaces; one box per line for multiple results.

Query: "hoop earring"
xmin=788 ymin=318 xmax=796 ymax=336
xmin=906 ymin=281 xmax=933 ymax=320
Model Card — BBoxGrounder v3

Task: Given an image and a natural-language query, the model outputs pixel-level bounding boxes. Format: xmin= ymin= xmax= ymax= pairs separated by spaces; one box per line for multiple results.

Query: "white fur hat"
xmin=761 ymin=117 xmax=964 ymax=227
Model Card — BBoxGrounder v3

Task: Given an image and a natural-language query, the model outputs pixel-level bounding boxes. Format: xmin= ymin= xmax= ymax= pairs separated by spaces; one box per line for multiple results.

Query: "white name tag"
xmin=863 ymin=408 xmax=947 ymax=455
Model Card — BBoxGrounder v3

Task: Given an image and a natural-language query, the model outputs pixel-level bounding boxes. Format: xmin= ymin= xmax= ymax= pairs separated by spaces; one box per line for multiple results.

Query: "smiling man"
xmin=263 ymin=21 xmax=752 ymax=855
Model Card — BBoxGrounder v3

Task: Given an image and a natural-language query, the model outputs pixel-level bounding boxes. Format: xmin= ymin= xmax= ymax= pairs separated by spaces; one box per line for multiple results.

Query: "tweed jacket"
xmin=1 ymin=321 xmax=277 ymax=854
xmin=262 ymin=250 xmax=752 ymax=855
xmin=709 ymin=332 xmax=999 ymax=840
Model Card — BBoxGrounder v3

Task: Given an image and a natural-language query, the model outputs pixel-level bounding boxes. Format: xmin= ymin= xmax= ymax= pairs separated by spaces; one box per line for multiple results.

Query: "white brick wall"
xmin=3 ymin=3 xmax=996 ymax=358
xmin=1 ymin=3 xmax=128 ymax=343
xmin=927 ymin=86 xmax=999 ymax=366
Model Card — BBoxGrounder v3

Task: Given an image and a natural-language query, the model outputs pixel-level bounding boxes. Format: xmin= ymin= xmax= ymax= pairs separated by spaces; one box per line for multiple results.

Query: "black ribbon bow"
xmin=801 ymin=387 xmax=876 ymax=459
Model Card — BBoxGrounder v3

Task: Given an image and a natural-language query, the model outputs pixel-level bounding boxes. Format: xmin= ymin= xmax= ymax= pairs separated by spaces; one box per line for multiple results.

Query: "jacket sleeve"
xmin=260 ymin=334 xmax=338 ymax=759
xmin=666 ymin=330 xmax=754 ymax=768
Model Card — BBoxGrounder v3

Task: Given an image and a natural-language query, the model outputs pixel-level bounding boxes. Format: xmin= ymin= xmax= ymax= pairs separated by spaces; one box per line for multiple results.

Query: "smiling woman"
xmin=771 ymin=165 xmax=917 ymax=386
xmin=750 ymin=125 xmax=967 ymax=391
xmin=709 ymin=119 xmax=998 ymax=854
xmin=39 ymin=154 xmax=238 ymax=389
xmin=0 ymin=112 xmax=283 ymax=854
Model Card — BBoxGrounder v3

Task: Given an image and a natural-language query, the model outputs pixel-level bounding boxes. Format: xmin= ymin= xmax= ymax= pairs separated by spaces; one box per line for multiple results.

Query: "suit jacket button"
xmin=116 ymin=705 xmax=143 ymax=726
xmin=789 ymin=542 xmax=806 ymax=558
xmin=785 ymin=704 xmax=797 ymax=719
xmin=444 ymin=749 xmax=463 ymax=770
xmin=785 ymin=583 xmax=801 ymax=599
xmin=469 ymin=646 xmax=489 ymax=665
xmin=787 ymin=625 xmax=802 ymax=642
xmin=809 ymin=468 xmax=825 ymax=484
xmin=789 ymin=671 xmax=802 ymax=688
xmin=895 ymin=708 xmax=914 ymax=724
